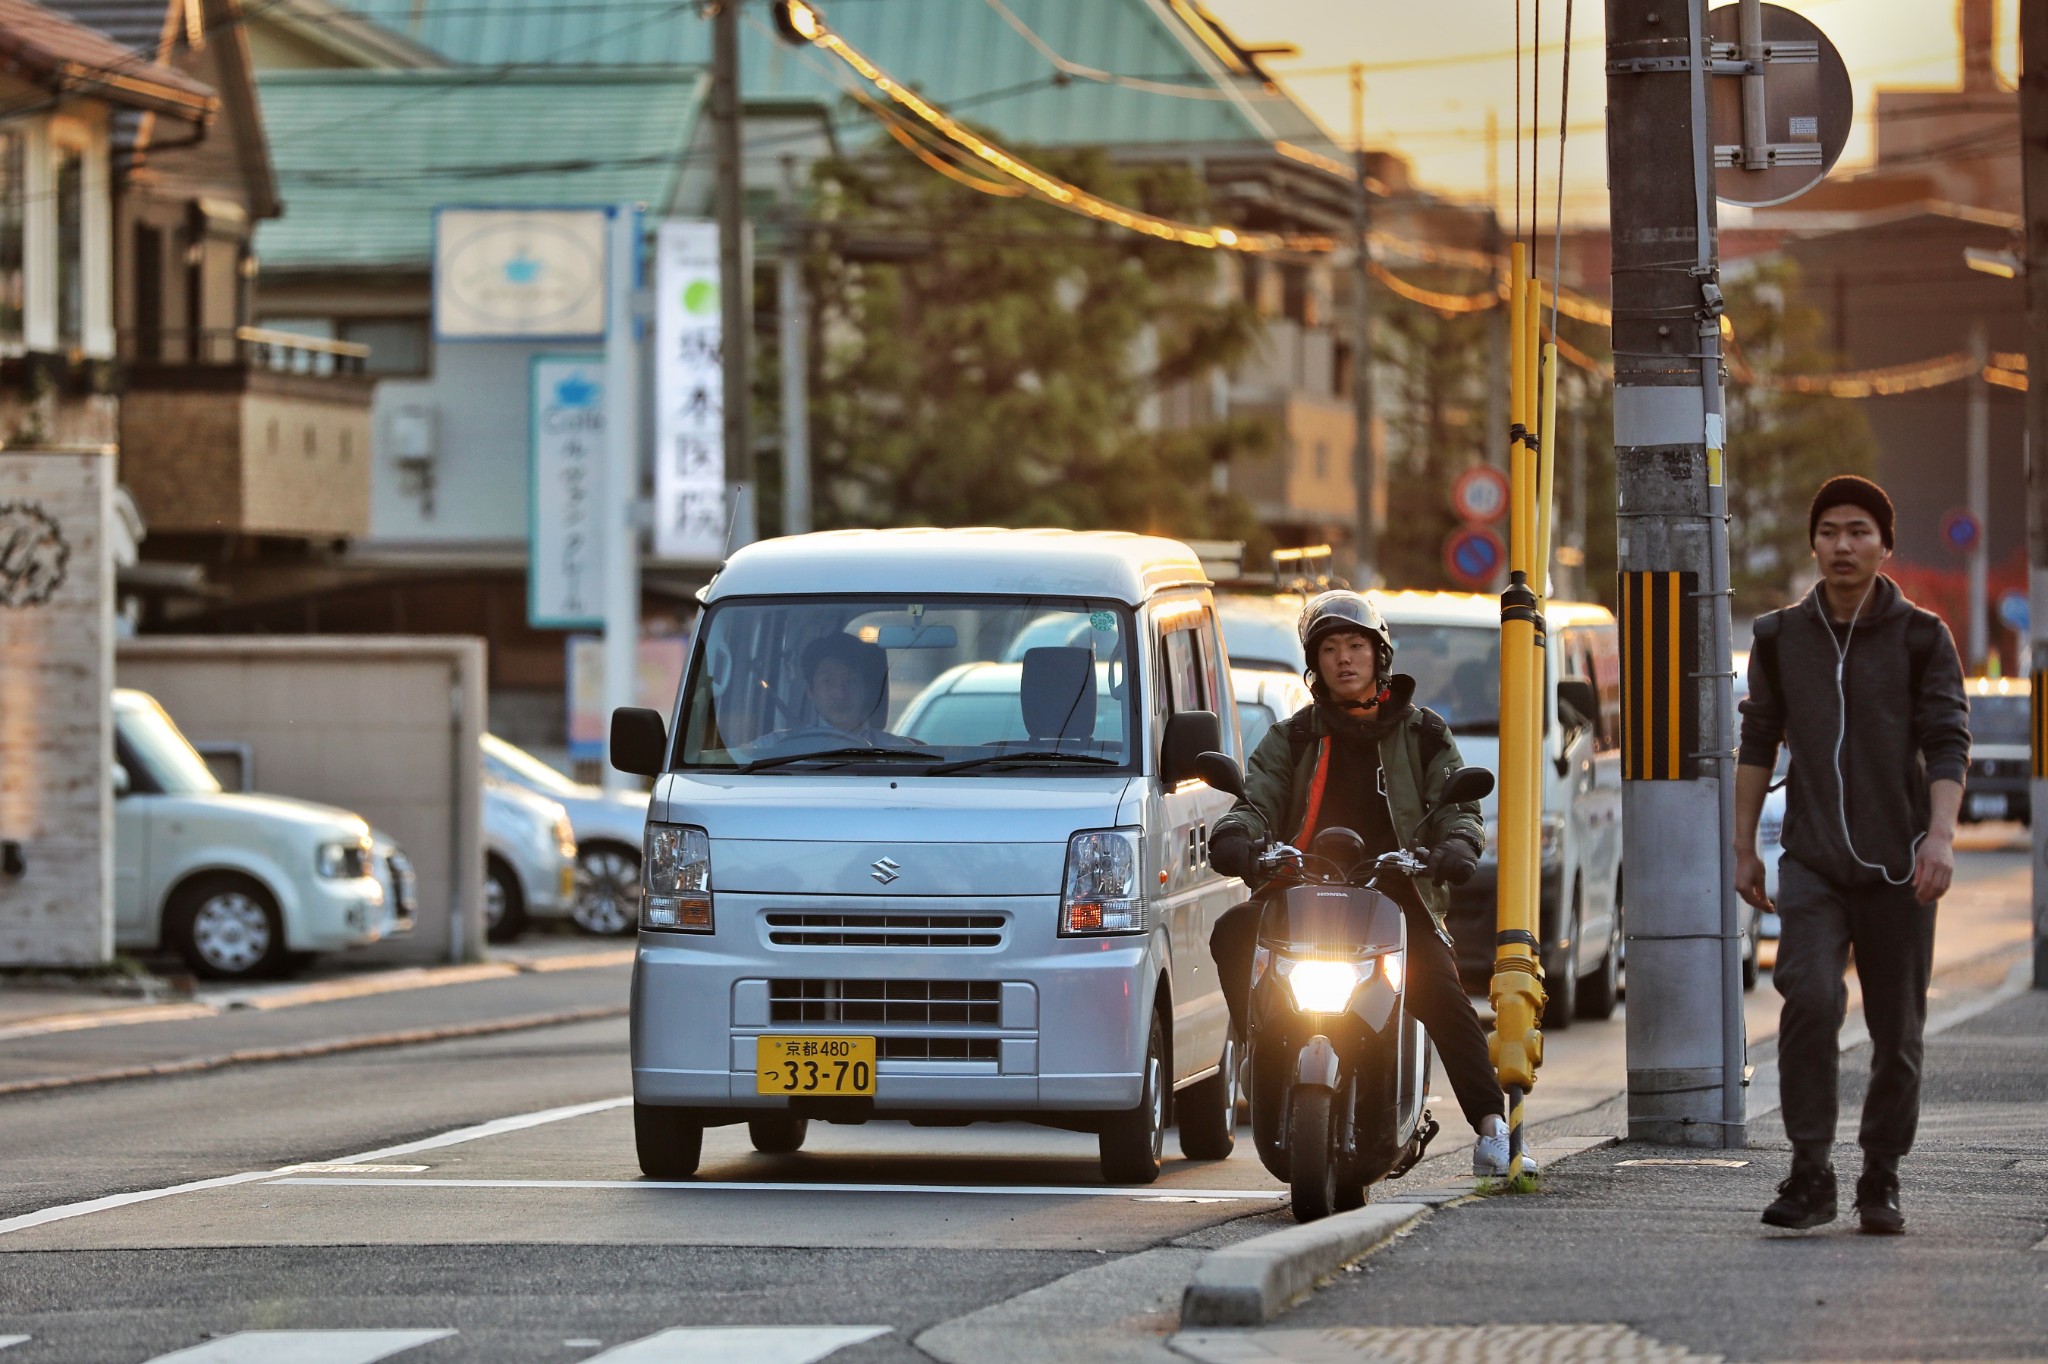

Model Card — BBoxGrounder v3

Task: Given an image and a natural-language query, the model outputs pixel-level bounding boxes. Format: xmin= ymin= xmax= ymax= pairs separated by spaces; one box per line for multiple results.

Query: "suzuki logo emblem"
xmin=871 ymin=857 xmax=902 ymax=885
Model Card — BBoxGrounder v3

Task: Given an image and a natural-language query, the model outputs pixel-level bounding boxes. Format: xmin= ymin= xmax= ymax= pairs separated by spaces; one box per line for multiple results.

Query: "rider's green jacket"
xmin=1210 ymin=674 xmax=1486 ymax=928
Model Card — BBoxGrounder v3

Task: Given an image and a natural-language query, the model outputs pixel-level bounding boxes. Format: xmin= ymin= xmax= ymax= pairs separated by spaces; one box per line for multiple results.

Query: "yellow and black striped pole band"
xmin=1619 ymin=570 xmax=1701 ymax=781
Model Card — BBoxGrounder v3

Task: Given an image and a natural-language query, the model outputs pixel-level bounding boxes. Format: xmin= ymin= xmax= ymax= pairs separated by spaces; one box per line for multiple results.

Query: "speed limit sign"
xmin=1451 ymin=466 xmax=1510 ymax=526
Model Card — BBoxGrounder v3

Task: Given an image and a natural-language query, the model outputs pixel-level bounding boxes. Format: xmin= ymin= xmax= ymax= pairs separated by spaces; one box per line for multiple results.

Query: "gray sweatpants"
xmin=1773 ymin=855 xmax=1938 ymax=1172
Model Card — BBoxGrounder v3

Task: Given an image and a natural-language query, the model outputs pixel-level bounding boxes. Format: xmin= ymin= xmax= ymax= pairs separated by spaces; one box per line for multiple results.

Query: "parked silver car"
xmin=483 ymin=778 xmax=578 ymax=943
xmin=483 ymin=734 xmax=650 ymax=936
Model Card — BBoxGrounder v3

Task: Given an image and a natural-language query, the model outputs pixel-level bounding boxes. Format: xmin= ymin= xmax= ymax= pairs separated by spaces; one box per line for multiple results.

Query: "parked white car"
xmin=483 ymin=778 xmax=579 ymax=943
xmin=483 ymin=734 xmax=649 ymax=936
xmin=112 ymin=689 xmax=397 ymax=980
xmin=1231 ymin=667 xmax=1312 ymax=755
xmin=1733 ymin=650 xmax=1786 ymax=946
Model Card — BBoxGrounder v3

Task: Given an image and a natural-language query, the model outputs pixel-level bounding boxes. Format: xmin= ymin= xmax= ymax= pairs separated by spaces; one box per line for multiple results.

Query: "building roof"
xmin=323 ymin=0 xmax=1337 ymax=156
xmin=254 ymin=68 xmax=706 ymax=270
xmin=705 ymin=528 xmax=1212 ymax=605
xmin=32 ymin=0 xmax=169 ymax=51
xmin=0 ymin=0 xmax=216 ymax=117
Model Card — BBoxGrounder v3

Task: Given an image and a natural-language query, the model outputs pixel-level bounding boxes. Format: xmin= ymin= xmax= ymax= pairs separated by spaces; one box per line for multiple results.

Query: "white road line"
xmin=0 ymin=1096 xmax=632 ymax=1240
xmin=583 ymin=1327 xmax=892 ymax=1362
xmin=268 ymin=1176 xmax=1286 ymax=1200
xmin=142 ymin=1329 xmax=455 ymax=1363
xmin=0 ymin=1337 xmax=27 ymax=1352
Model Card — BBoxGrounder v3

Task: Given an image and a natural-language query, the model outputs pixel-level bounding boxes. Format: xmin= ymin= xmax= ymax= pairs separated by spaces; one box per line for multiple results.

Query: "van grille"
xmin=768 ymin=979 xmax=1001 ymax=1027
xmin=878 ymin=1037 xmax=1000 ymax=1062
xmin=765 ymin=912 xmax=1004 ymax=949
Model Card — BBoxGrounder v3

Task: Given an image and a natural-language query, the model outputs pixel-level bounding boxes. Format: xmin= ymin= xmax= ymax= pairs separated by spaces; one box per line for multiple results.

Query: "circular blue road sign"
xmin=1443 ymin=526 xmax=1505 ymax=590
xmin=1941 ymin=508 xmax=1981 ymax=555
xmin=1998 ymin=589 xmax=2030 ymax=636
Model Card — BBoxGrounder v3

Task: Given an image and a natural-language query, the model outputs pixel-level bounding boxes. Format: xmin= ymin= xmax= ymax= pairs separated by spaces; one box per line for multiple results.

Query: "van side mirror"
xmin=1193 ymin=751 xmax=1246 ymax=800
xmin=1558 ymin=678 xmax=1600 ymax=739
xmin=610 ymin=707 xmax=669 ymax=778
xmin=1437 ymin=765 xmax=1495 ymax=807
xmin=112 ymin=763 xmax=131 ymax=798
xmin=1160 ymin=710 xmax=1221 ymax=787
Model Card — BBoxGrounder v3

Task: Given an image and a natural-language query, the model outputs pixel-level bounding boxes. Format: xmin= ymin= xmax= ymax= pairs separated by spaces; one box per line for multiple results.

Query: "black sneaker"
xmin=1761 ymin=1162 xmax=1838 ymax=1230
xmin=1855 ymin=1169 xmax=1904 ymax=1235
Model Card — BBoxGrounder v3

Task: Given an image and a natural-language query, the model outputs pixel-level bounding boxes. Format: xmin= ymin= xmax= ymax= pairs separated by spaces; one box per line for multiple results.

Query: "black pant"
xmin=1209 ymin=899 xmax=1505 ymax=1130
xmin=1773 ymin=855 xmax=1937 ymax=1173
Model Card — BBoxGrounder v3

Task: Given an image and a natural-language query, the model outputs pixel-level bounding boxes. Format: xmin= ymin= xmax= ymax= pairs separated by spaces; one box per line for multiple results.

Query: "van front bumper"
xmin=291 ymin=877 xmax=388 ymax=951
xmin=630 ymin=893 xmax=1159 ymax=1114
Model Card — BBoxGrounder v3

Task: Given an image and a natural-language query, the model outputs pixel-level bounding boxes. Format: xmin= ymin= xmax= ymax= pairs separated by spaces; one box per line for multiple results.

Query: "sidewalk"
xmin=0 ymin=937 xmax=630 ymax=1095
xmin=1174 ymin=957 xmax=2048 ymax=1364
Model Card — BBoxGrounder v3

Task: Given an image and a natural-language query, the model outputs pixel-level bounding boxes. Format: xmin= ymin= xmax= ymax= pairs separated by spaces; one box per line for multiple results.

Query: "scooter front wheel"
xmin=1288 ymin=1087 xmax=1339 ymax=1222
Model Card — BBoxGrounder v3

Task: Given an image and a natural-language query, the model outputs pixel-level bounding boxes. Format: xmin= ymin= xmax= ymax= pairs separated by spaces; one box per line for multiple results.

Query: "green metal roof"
xmin=326 ymin=0 xmax=1337 ymax=156
xmin=255 ymin=68 xmax=705 ymax=269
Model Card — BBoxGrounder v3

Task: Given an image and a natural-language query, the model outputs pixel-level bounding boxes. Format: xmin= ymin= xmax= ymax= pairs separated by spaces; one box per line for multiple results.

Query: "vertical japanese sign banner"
xmin=655 ymin=220 xmax=727 ymax=560
xmin=529 ymin=356 xmax=606 ymax=627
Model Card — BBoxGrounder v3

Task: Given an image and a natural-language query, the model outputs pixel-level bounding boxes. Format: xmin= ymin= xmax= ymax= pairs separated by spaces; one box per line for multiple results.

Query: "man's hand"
xmin=1735 ymin=846 xmax=1773 ymax=913
xmin=1428 ymin=837 xmax=1480 ymax=888
xmin=1911 ymin=830 xmax=1954 ymax=905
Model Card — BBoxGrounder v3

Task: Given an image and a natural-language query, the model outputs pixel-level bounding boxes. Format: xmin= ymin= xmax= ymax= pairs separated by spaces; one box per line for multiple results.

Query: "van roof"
xmin=702 ymin=528 xmax=1211 ymax=605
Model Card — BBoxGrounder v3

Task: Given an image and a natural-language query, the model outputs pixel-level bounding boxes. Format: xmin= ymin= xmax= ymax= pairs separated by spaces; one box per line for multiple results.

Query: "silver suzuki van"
xmin=610 ymin=529 xmax=1242 ymax=1183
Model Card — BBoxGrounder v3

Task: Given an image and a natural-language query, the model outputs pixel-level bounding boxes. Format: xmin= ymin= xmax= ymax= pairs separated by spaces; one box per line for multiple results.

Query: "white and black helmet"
xmin=1298 ymin=589 xmax=1393 ymax=673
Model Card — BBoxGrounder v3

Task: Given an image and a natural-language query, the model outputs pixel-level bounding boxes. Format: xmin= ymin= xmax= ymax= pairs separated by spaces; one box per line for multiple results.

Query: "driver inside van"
xmin=796 ymin=632 xmax=906 ymax=746
xmin=1206 ymin=590 xmax=1525 ymax=1178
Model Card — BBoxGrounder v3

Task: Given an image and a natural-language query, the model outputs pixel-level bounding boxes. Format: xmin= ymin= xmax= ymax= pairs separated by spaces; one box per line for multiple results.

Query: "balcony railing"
xmin=118 ymin=327 xmax=371 ymax=376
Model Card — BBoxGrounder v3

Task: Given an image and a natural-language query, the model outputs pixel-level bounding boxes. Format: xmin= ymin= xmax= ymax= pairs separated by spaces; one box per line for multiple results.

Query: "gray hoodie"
xmin=1738 ymin=575 xmax=1970 ymax=888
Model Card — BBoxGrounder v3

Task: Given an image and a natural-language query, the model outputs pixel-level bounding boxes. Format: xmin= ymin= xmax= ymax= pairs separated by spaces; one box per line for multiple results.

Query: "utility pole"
xmin=778 ymin=158 xmax=810 ymax=537
xmin=2019 ymin=0 xmax=2048 ymax=988
xmin=1607 ymin=0 xmax=1746 ymax=1146
xmin=712 ymin=0 xmax=754 ymax=547
xmin=1350 ymin=63 xmax=1379 ymax=585
xmin=600 ymin=203 xmax=644 ymax=797
xmin=1968 ymin=320 xmax=1991 ymax=672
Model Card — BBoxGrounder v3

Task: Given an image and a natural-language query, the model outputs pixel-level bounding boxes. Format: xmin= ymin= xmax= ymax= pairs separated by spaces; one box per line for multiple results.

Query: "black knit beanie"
xmin=1808 ymin=475 xmax=1894 ymax=549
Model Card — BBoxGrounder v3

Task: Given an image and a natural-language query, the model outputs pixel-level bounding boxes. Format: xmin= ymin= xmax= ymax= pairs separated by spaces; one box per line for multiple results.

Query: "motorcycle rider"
xmin=1207 ymin=590 xmax=1522 ymax=1177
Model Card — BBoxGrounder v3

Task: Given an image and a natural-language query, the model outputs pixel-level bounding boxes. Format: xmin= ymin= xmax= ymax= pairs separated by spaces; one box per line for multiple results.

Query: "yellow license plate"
xmin=755 ymin=1036 xmax=877 ymax=1096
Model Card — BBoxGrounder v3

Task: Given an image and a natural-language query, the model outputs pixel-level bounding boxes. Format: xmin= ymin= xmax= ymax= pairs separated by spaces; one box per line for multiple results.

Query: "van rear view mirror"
xmin=611 ymin=707 xmax=669 ymax=777
xmin=874 ymin=624 xmax=959 ymax=649
xmin=1161 ymin=710 xmax=1221 ymax=787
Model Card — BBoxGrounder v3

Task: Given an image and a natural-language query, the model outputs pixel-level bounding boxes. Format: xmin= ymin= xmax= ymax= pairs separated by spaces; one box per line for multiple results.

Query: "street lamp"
xmin=773 ymin=0 xmax=824 ymax=44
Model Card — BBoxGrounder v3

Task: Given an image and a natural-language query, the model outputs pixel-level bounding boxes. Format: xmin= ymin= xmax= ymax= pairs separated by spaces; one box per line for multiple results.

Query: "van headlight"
xmin=1059 ymin=828 xmax=1143 ymax=935
xmin=316 ymin=837 xmax=372 ymax=879
xmin=1540 ymin=814 xmax=1565 ymax=867
xmin=554 ymin=813 xmax=577 ymax=858
xmin=644 ymin=824 xmax=712 ymax=932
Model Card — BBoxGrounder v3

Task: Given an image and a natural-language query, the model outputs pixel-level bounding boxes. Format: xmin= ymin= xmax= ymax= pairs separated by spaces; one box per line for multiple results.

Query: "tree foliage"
xmin=779 ymin=140 xmax=1275 ymax=544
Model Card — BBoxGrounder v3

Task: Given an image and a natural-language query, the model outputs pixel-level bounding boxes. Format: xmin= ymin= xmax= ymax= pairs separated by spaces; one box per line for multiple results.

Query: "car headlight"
xmin=316 ymin=837 xmax=372 ymax=879
xmin=1059 ymin=828 xmax=1143 ymax=935
xmin=643 ymin=824 xmax=712 ymax=931
xmin=1275 ymin=956 xmax=1362 ymax=1014
xmin=554 ymin=813 xmax=577 ymax=857
xmin=1540 ymin=814 xmax=1565 ymax=867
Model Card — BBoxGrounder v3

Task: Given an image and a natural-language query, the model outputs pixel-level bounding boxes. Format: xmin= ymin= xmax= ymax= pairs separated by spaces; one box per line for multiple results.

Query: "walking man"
xmin=1735 ymin=474 xmax=1971 ymax=1234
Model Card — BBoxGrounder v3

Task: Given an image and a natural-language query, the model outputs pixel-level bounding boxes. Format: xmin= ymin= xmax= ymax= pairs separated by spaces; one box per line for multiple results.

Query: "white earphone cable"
xmin=1819 ymin=579 xmax=1920 ymax=886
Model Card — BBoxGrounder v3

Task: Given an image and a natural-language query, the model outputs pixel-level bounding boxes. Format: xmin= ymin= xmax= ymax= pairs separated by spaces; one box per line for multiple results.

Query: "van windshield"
xmin=674 ymin=596 xmax=1138 ymax=773
xmin=1970 ymin=694 xmax=2028 ymax=746
xmin=1392 ymin=624 xmax=1502 ymax=734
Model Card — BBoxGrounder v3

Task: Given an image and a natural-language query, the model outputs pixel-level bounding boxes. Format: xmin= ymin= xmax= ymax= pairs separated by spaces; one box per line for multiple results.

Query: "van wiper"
xmin=927 ymin=750 xmax=1124 ymax=775
xmin=736 ymin=746 xmax=944 ymax=774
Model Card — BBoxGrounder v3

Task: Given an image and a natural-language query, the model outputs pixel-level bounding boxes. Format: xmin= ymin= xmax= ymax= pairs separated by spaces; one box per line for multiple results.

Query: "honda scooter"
xmin=1195 ymin=752 xmax=1495 ymax=1222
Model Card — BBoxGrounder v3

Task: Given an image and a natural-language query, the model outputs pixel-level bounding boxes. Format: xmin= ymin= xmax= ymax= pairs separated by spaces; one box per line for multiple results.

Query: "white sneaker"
xmin=1472 ymin=1122 xmax=1540 ymax=1178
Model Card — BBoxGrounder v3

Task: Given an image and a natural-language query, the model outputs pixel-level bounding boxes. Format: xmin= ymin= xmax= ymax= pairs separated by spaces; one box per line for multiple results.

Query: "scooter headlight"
xmin=1379 ymin=949 xmax=1405 ymax=993
xmin=1275 ymin=957 xmax=1366 ymax=1014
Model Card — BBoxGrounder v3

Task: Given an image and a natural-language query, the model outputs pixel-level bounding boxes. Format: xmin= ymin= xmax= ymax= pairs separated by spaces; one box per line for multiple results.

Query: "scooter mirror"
xmin=1438 ymin=765 xmax=1495 ymax=806
xmin=1193 ymin=750 xmax=1246 ymax=799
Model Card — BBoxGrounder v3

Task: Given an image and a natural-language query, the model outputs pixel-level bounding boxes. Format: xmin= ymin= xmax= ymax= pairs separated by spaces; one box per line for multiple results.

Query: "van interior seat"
xmin=1020 ymin=647 xmax=1097 ymax=742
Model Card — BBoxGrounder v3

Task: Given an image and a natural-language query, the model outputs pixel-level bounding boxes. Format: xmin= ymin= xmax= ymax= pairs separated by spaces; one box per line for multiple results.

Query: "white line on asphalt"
xmin=140 ymin=1329 xmax=455 ymax=1364
xmin=583 ymin=1326 xmax=892 ymax=1362
xmin=0 ymin=1096 xmax=632 ymax=1240
xmin=267 ymin=1176 xmax=1288 ymax=1200
xmin=0 ymin=1337 xmax=26 ymax=1351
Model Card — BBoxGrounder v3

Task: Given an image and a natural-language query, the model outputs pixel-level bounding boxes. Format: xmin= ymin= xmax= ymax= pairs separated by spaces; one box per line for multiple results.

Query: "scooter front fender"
xmin=1294 ymin=1034 xmax=1340 ymax=1090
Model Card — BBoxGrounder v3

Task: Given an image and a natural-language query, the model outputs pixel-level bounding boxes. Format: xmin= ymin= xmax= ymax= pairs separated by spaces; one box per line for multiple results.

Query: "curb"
xmin=1180 ymin=1202 xmax=1428 ymax=1326
xmin=0 ymin=1004 xmax=628 ymax=1098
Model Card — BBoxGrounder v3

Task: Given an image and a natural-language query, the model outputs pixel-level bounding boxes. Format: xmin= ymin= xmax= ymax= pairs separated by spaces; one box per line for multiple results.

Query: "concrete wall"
xmin=115 ymin=636 xmax=486 ymax=965
xmin=0 ymin=447 xmax=115 ymax=965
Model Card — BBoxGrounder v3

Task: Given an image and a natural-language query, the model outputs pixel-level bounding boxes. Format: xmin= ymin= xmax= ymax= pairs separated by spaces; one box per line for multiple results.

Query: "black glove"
xmin=1427 ymin=836 xmax=1481 ymax=887
xmin=1210 ymin=827 xmax=1266 ymax=879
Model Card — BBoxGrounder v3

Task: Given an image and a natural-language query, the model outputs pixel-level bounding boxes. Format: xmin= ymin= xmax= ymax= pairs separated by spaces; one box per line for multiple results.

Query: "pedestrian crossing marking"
xmin=142 ymin=1329 xmax=455 ymax=1363
xmin=583 ymin=1326 xmax=892 ymax=1362
xmin=267 ymin=1175 xmax=1285 ymax=1200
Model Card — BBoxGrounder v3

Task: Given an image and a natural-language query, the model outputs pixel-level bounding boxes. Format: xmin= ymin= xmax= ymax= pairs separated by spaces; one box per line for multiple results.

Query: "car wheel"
xmin=571 ymin=845 xmax=640 ymax=936
xmin=1541 ymin=898 xmax=1579 ymax=1031
xmin=169 ymin=876 xmax=291 ymax=981
xmin=1176 ymin=1028 xmax=1239 ymax=1161
xmin=748 ymin=1114 xmax=810 ymax=1154
xmin=1575 ymin=885 xmax=1620 ymax=1021
xmin=1099 ymin=1013 xmax=1166 ymax=1184
xmin=634 ymin=1102 xmax=704 ymax=1178
xmin=484 ymin=855 xmax=527 ymax=944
